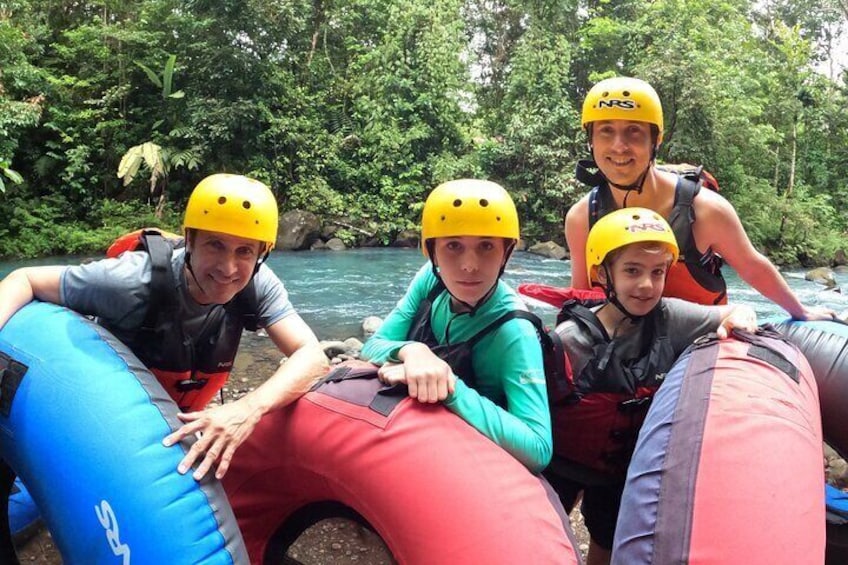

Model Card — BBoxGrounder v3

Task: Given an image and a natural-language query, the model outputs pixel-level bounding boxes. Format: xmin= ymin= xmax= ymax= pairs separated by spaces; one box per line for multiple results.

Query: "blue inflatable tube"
xmin=0 ymin=302 xmax=248 ymax=564
xmin=772 ymin=319 xmax=848 ymax=565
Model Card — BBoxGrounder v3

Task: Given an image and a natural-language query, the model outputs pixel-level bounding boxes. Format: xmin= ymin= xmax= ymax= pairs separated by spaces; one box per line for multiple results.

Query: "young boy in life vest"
xmin=0 ymin=174 xmax=329 ymax=480
xmin=361 ymin=179 xmax=552 ymax=473
xmin=565 ymin=76 xmax=835 ymax=320
xmin=547 ymin=207 xmax=758 ymax=565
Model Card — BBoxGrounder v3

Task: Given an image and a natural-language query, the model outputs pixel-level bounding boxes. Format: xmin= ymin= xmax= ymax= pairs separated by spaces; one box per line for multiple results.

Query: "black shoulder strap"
xmin=139 ymin=231 xmax=178 ymax=331
xmin=666 ymin=177 xmax=699 ymax=259
xmin=465 ymin=309 xmax=537 ymax=349
xmin=229 ymin=279 xmax=260 ymax=331
xmin=406 ymin=279 xmax=446 ymax=342
xmin=465 ymin=310 xmax=570 ymax=402
xmin=558 ymin=301 xmax=608 ymax=343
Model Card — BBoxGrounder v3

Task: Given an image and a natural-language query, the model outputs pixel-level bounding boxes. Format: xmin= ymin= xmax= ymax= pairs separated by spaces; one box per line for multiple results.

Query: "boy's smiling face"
xmin=600 ymin=242 xmax=672 ymax=317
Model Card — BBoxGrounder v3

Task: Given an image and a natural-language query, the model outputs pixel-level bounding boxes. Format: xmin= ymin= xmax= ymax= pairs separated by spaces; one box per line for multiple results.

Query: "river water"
xmin=2 ymin=248 xmax=846 ymax=339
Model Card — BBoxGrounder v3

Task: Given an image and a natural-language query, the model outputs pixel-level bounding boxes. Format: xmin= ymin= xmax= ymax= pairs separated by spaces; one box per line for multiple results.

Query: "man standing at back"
xmin=564 ymin=76 xmax=835 ymax=320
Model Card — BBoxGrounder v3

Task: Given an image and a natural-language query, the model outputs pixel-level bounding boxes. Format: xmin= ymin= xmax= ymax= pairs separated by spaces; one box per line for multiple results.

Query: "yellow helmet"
xmin=183 ymin=174 xmax=278 ymax=249
xmin=586 ymin=207 xmax=679 ymax=281
xmin=421 ymin=179 xmax=519 ymax=257
xmin=581 ymin=77 xmax=664 ymax=143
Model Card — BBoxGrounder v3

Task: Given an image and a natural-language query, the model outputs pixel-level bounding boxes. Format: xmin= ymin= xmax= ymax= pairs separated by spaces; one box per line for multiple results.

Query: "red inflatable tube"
xmin=224 ymin=363 xmax=582 ymax=564
xmin=612 ymin=330 xmax=825 ymax=564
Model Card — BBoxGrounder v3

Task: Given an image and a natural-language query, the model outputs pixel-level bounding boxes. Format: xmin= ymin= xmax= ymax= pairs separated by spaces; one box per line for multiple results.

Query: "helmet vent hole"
xmin=440 ymin=215 xmax=446 ymax=221
xmin=243 ymin=200 xmax=251 ymax=209
xmin=479 ymin=198 xmax=489 ymax=207
xmin=218 ymin=196 xmax=227 ymax=205
xmin=453 ymin=199 xmax=462 ymax=207
xmin=496 ymin=216 xmax=501 ymax=222
xmin=623 ymin=90 xmax=630 ymax=96
xmin=602 ymin=91 xmax=609 ymax=97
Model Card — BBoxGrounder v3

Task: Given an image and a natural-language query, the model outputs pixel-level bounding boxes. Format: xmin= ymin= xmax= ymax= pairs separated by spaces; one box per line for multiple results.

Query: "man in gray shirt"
xmin=0 ymin=173 xmax=328 ymax=481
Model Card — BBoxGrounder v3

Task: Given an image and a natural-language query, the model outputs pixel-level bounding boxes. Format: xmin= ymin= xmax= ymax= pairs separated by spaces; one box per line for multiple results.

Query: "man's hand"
xmin=717 ymin=305 xmax=757 ymax=339
xmin=162 ymin=397 xmax=263 ymax=481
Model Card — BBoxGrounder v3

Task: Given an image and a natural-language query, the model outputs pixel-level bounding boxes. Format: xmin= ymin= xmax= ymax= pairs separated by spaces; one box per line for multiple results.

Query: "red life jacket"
xmin=106 ymin=229 xmax=258 ymax=412
xmin=517 ymin=283 xmax=677 ymax=479
xmin=553 ymin=301 xmax=676 ymax=478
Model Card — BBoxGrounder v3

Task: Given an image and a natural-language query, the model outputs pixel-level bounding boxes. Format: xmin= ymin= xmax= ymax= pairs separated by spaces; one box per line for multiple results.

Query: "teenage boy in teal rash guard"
xmin=361 ymin=179 xmax=552 ymax=473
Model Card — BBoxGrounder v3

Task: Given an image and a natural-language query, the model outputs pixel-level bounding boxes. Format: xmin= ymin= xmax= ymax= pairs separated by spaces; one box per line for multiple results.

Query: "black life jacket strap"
xmin=666 ymin=176 xmax=699 ymax=247
xmin=559 ymin=302 xmax=608 ymax=343
xmin=139 ymin=231 xmax=178 ymax=331
xmin=406 ymin=279 xmax=447 ymax=343
xmin=506 ymin=311 xmax=569 ymax=401
xmin=0 ymin=352 xmax=27 ymax=418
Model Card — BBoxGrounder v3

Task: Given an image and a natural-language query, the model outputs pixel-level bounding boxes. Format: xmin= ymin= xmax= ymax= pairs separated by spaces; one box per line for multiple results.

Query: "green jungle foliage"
xmin=1 ymin=0 xmax=846 ymax=265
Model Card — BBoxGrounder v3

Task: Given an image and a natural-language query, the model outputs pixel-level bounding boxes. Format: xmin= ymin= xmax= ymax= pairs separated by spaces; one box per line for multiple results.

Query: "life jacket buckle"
xmin=617 ymin=397 xmax=651 ymax=413
xmin=176 ymin=378 xmax=209 ymax=392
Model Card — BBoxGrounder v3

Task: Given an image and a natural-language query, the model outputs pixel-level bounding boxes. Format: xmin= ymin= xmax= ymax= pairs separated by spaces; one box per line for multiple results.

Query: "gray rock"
xmin=321 ymin=340 xmax=349 ymax=358
xmin=527 ymin=241 xmax=567 ymax=260
xmin=326 ymin=237 xmax=347 ymax=251
xmin=362 ymin=316 xmax=383 ymax=338
xmin=343 ymin=337 xmax=364 ymax=352
xmin=391 ymin=229 xmax=420 ymax=248
xmin=278 ymin=209 xmax=322 ymax=250
xmin=805 ymin=266 xmax=837 ymax=288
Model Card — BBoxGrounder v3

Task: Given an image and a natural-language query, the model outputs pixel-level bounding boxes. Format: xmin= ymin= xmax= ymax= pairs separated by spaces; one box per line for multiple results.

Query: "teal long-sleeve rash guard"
xmin=361 ymin=264 xmax=552 ymax=473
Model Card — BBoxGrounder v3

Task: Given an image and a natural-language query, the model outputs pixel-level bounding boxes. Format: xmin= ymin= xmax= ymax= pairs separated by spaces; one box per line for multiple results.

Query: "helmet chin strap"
xmin=600 ymin=265 xmax=643 ymax=323
xmin=184 ymin=249 xmax=210 ymax=301
xmin=608 ymin=165 xmax=651 ymax=199
xmin=579 ymin=142 xmax=658 ymax=202
xmin=183 ymin=234 xmax=267 ymax=303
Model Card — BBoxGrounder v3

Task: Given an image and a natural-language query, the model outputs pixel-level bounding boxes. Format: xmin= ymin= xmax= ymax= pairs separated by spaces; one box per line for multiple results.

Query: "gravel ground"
xmin=15 ymin=510 xmax=591 ymax=564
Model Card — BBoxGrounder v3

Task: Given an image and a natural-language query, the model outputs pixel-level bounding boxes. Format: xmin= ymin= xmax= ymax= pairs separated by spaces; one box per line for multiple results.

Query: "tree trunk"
xmin=786 ymin=118 xmax=797 ymax=199
xmin=778 ymin=118 xmax=798 ymax=242
xmin=155 ymin=190 xmax=167 ymax=220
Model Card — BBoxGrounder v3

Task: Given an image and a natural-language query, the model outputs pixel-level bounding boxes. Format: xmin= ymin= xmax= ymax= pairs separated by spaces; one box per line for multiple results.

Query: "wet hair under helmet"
xmin=587 ymin=207 xmax=679 ymax=319
xmin=421 ymin=179 xmax=520 ymax=312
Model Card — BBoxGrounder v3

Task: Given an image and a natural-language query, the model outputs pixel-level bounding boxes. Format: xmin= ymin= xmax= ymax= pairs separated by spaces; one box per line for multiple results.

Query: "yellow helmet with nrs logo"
xmin=586 ymin=207 xmax=679 ymax=281
xmin=581 ymin=77 xmax=664 ymax=143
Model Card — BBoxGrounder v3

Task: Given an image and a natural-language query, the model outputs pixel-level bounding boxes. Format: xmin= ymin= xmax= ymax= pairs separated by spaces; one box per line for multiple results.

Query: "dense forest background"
xmin=1 ymin=0 xmax=847 ymax=265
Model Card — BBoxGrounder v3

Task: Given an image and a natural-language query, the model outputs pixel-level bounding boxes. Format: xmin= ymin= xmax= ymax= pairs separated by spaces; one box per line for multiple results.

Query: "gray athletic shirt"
xmin=59 ymin=248 xmax=295 ymax=345
xmin=576 ymin=297 xmax=722 ymax=361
